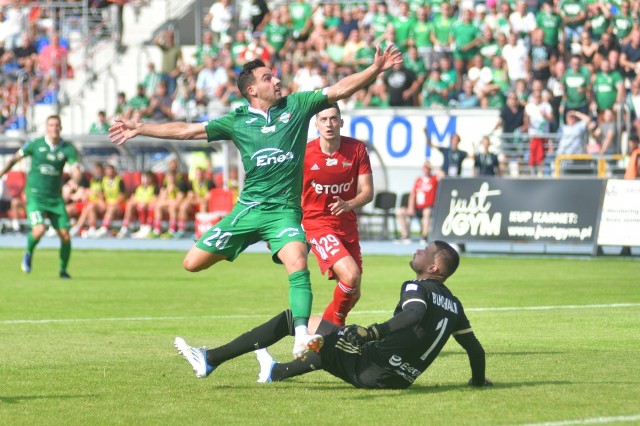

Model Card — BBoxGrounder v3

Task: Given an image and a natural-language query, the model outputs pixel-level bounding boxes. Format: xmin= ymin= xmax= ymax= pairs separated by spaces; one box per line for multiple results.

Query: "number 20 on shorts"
xmin=203 ymin=228 xmax=233 ymax=250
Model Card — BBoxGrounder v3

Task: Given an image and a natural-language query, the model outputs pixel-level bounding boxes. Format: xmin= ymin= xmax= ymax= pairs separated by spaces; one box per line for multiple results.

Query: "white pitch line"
xmin=518 ymin=413 xmax=640 ymax=426
xmin=2 ymin=303 xmax=640 ymax=325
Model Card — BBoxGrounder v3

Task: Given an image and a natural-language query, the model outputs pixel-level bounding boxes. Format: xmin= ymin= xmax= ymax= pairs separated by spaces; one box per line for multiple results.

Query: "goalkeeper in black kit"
xmin=174 ymin=240 xmax=492 ymax=389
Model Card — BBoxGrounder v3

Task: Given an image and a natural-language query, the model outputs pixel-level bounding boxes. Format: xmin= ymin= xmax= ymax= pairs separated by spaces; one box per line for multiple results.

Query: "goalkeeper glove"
xmin=343 ymin=324 xmax=383 ymax=347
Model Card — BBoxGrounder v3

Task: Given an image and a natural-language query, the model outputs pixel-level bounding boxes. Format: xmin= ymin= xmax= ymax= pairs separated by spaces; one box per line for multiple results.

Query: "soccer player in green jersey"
xmin=0 ymin=115 xmax=79 ymax=278
xmin=109 ymin=45 xmax=403 ymax=361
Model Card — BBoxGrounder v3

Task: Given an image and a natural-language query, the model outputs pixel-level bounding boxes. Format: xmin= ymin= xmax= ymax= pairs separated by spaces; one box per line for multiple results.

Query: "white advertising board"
xmin=597 ymin=179 xmax=640 ymax=246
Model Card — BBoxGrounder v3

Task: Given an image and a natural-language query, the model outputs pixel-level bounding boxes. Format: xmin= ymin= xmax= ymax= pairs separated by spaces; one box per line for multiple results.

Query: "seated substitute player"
xmin=174 ymin=240 xmax=492 ymax=389
xmin=62 ymin=165 xmax=90 ymax=223
xmin=93 ymin=164 xmax=126 ymax=238
xmin=303 ymin=103 xmax=373 ymax=326
xmin=110 ymin=46 xmax=403 ymax=358
xmin=175 ymin=166 xmax=214 ymax=238
xmin=116 ymin=170 xmax=159 ymax=239
xmin=71 ymin=163 xmax=105 ymax=237
xmin=149 ymin=169 xmax=189 ymax=238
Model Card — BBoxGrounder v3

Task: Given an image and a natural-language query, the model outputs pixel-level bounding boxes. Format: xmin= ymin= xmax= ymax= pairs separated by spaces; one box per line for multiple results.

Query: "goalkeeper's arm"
xmin=344 ymin=302 xmax=427 ymax=346
xmin=454 ymin=331 xmax=492 ymax=387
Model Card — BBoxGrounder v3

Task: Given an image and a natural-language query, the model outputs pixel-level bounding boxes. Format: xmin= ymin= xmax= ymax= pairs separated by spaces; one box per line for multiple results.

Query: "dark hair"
xmin=433 ymin=240 xmax=460 ymax=278
xmin=238 ymin=59 xmax=266 ymax=100
xmin=319 ymin=103 xmax=341 ymax=116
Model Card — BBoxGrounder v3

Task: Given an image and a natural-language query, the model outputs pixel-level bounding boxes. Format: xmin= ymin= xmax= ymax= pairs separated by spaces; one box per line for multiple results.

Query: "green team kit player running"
xmin=0 ymin=115 xmax=79 ymax=278
xmin=109 ymin=45 xmax=403 ymax=360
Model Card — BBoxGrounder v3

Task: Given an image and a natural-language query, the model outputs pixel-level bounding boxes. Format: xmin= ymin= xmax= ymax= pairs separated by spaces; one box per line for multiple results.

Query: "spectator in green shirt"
xmin=586 ymin=2 xmax=612 ymax=42
xmin=89 ymin=111 xmax=110 ymax=134
xmin=430 ymin=2 xmax=454 ymax=64
xmin=536 ymin=1 xmax=563 ymax=48
xmin=126 ymin=84 xmax=150 ymax=120
xmin=392 ymin=2 xmax=417 ymax=52
xmin=591 ymin=58 xmax=624 ymax=114
xmin=411 ymin=6 xmax=433 ymax=67
xmin=452 ymin=8 xmax=482 ymax=89
xmin=560 ymin=0 xmax=587 ymax=53
xmin=562 ymin=55 xmax=591 ymax=120
xmin=194 ymin=31 xmax=219 ymax=72
xmin=288 ymin=0 xmax=313 ymax=41
xmin=612 ymin=1 xmax=638 ymax=44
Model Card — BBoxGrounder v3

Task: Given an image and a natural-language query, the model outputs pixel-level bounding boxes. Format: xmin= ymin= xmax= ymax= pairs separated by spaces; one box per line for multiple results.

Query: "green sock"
xmin=289 ymin=270 xmax=312 ymax=328
xmin=60 ymin=240 xmax=71 ymax=273
xmin=27 ymin=232 xmax=40 ymax=255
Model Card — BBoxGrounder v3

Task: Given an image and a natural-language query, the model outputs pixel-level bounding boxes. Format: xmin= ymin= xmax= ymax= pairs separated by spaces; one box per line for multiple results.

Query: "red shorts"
xmin=529 ymin=138 xmax=545 ymax=166
xmin=74 ymin=201 xmax=87 ymax=214
xmin=306 ymin=228 xmax=362 ymax=280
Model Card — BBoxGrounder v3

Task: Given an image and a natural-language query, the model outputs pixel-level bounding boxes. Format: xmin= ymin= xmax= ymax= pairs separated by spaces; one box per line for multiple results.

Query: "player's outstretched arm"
xmin=0 ymin=151 xmax=23 ymax=179
xmin=109 ymin=118 xmax=208 ymax=146
xmin=325 ymin=44 xmax=403 ymax=103
xmin=454 ymin=331 xmax=492 ymax=387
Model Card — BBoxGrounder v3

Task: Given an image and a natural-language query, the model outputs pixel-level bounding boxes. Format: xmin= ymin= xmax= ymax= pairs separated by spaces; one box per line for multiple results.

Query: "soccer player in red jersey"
xmin=302 ymin=104 xmax=374 ymax=326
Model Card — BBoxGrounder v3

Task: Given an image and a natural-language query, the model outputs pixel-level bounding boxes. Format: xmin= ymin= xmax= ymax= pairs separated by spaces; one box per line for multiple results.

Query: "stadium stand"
xmin=2 ymin=0 xmax=639 ymax=241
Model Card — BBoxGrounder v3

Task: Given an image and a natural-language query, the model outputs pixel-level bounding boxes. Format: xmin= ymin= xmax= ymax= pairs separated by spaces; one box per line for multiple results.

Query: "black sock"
xmin=207 ymin=310 xmax=293 ymax=367
xmin=271 ymin=352 xmax=322 ymax=381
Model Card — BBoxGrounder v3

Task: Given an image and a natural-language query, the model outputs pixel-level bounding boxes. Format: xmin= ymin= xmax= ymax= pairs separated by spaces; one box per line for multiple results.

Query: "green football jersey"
xmin=204 ymin=90 xmax=330 ymax=207
xmin=613 ymin=15 xmax=636 ymax=40
xmin=536 ymin=11 xmax=563 ymax=45
xmin=563 ymin=69 xmax=590 ymax=108
xmin=264 ymin=23 xmax=291 ymax=51
xmin=21 ymin=137 xmax=78 ymax=200
xmin=593 ymin=71 xmax=623 ymax=110
xmin=411 ymin=21 xmax=433 ymax=48
xmin=393 ymin=15 xmax=417 ymax=48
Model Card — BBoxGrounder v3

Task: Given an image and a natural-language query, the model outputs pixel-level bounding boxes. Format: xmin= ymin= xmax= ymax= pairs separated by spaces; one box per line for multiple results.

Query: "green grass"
xmin=1 ymin=248 xmax=639 ymax=425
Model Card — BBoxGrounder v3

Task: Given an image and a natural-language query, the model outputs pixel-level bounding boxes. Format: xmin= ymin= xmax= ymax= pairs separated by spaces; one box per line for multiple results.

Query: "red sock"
xmin=322 ymin=281 xmax=356 ymax=326
xmin=178 ymin=220 xmax=186 ymax=231
xmin=146 ymin=208 xmax=154 ymax=225
xmin=137 ymin=206 xmax=146 ymax=224
xmin=154 ymin=218 xmax=161 ymax=233
xmin=169 ymin=219 xmax=176 ymax=233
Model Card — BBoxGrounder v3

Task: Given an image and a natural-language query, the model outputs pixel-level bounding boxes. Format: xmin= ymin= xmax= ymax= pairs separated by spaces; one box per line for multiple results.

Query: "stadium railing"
xmin=554 ymin=154 xmax=625 ymax=177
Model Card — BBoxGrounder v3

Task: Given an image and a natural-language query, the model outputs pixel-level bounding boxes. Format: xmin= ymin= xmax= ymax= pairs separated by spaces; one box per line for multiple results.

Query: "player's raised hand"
xmin=109 ymin=118 xmax=139 ymax=146
xmin=373 ymin=44 xmax=403 ymax=72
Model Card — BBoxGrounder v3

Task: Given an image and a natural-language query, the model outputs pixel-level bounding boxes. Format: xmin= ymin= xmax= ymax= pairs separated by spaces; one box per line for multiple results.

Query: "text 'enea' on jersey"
xmin=250 ymin=148 xmax=295 ymax=167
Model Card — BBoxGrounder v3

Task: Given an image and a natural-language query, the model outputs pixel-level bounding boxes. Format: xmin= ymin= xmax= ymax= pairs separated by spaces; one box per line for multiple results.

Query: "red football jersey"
xmin=413 ymin=175 xmax=438 ymax=209
xmin=302 ymin=136 xmax=372 ymax=234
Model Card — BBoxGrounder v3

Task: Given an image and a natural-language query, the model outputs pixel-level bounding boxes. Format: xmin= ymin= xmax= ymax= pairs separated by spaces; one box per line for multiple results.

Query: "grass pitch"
xmin=1 ymin=247 xmax=639 ymax=425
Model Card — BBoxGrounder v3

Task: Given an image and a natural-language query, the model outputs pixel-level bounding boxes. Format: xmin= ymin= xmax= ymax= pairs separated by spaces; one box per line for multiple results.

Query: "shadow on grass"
xmin=330 ymin=380 xmax=575 ymax=399
xmin=0 ymin=394 xmax=98 ymax=404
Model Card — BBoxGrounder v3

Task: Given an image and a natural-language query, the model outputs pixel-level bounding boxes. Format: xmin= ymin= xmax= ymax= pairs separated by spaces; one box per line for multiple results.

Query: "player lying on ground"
xmin=174 ymin=241 xmax=492 ymax=389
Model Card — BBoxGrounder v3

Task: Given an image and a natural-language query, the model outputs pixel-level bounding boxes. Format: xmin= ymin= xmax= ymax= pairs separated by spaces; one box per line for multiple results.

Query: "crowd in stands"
xmin=103 ymin=0 xmax=640 ymax=171
xmin=0 ymin=0 xmax=125 ymax=131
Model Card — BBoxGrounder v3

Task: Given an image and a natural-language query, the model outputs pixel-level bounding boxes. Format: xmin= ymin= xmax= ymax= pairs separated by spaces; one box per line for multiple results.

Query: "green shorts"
xmin=26 ymin=196 xmax=70 ymax=229
xmin=196 ymin=201 xmax=307 ymax=263
xmin=453 ymin=49 xmax=476 ymax=61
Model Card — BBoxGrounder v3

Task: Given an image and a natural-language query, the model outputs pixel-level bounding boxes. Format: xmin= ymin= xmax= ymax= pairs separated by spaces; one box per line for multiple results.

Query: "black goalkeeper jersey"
xmin=367 ymin=279 xmax=472 ymax=388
